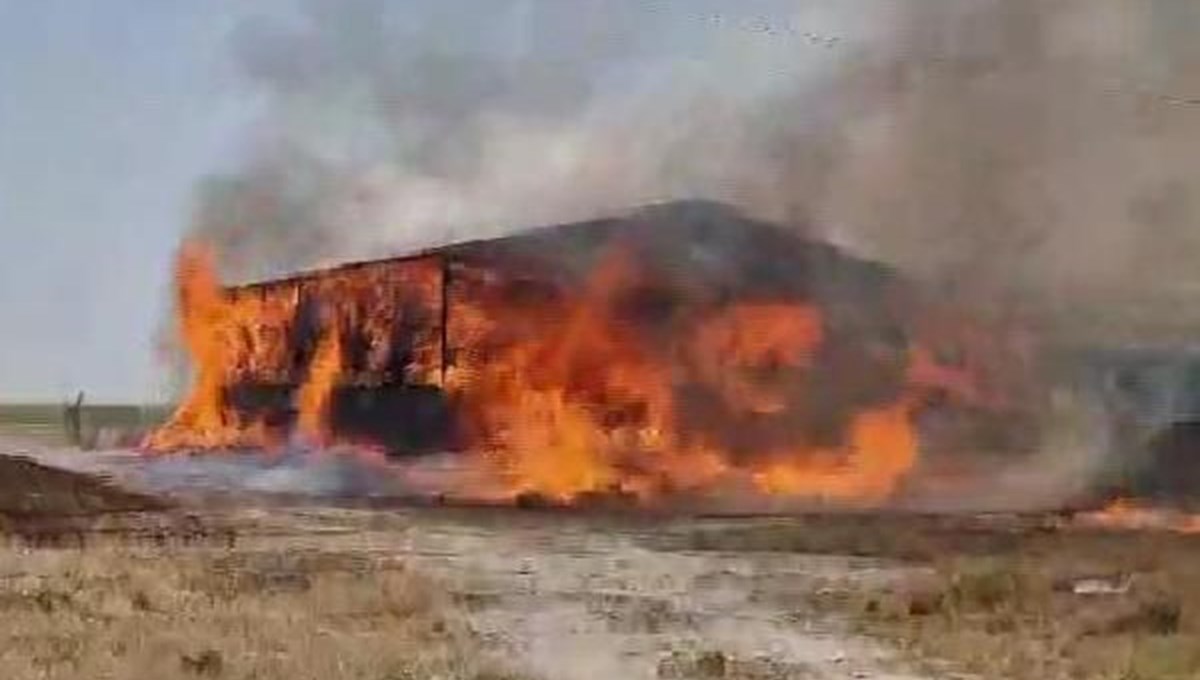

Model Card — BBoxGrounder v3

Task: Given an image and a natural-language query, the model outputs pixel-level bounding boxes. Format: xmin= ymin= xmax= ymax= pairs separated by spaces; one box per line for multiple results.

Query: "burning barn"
xmin=147 ymin=201 xmax=1040 ymax=504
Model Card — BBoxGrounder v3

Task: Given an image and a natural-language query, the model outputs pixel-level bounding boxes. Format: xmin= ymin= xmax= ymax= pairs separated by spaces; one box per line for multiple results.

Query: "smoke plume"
xmin=189 ymin=0 xmax=884 ymax=279
xmin=820 ymin=1 xmax=1200 ymax=336
xmin=189 ymin=1 xmax=1200 ymax=339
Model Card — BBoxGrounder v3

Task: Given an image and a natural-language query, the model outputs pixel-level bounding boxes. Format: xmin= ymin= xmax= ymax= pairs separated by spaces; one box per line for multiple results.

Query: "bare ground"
xmin=236 ymin=507 xmax=937 ymax=680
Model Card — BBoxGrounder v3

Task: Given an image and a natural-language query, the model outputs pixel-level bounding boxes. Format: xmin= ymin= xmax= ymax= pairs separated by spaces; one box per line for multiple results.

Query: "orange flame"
xmin=691 ymin=303 xmax=823 ymax=415
xmin=144 ymin=242 xmax=270 ymax=450
xmin=294 ymin=326 xmax=342 ymax=445
xmin=147 ymin=242 xmax=435 ymax=452
xmin=451 ymin=248 xmax=927 ymax=504
xmin=456 ymin=249 xmax=674 ymax=500
xmin=148 ymin=239 xmax=991 ymax=507
xmin=1077 ymin=498 xmax=1200 ymax=534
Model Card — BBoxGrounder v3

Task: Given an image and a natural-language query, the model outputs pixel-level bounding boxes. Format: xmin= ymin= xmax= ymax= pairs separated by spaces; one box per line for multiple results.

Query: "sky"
xmin=0 ymin=2 xmax=269 ymax=402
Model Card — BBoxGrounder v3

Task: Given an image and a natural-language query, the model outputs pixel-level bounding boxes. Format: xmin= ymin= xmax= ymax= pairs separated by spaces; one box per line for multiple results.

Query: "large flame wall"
xmin=148 ymin=211 xmax=1017 ymax=506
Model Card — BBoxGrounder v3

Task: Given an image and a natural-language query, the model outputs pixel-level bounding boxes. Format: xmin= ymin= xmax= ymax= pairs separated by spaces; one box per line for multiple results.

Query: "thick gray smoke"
xmin=191 ymin=0 xmax=1200 ymax=340
xmin=819 ymin=2 xmax=1200 ymax=338
xmin=189 ymin=0 xmax=886 ymax=280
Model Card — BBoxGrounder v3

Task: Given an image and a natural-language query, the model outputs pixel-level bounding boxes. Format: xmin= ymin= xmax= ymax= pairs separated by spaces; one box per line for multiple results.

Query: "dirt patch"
xmin=0 ymin=455 xmax=166 ymax=522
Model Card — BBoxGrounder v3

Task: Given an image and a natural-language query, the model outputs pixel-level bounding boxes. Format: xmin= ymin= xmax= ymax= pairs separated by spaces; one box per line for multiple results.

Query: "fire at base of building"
xmin=147 ymin=201 xmax=1046 ymax=505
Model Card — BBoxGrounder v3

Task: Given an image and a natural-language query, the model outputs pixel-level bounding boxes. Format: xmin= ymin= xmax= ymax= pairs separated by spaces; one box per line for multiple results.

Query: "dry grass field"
xmin=0 ymin=465 xmax=934 ymax=680
xmin=678 ymin=516 xmax=1200 ymax=679
xmin=0 ymin=452 xmax=522 ymax=680
xmin=0 ymin=504 xmax=938 ymax=680
xmin=0 ymin=445 xmax=510 ymax=680
xmin=0 ymin=441 xmax=1198 ymax=679
xmin=0 ymin=541 xmax=525 ymax=680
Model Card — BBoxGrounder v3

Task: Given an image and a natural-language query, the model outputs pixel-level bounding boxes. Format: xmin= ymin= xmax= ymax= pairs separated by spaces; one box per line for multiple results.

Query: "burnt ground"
xmin=2 ymin=441 xmax=1199 ymax=679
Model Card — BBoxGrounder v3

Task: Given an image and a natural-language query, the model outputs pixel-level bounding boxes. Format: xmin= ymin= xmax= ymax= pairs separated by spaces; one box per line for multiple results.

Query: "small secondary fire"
xmin=1076 ymin=498 xmax=1200 ymax=534
xmin=147 ymin=202 xmax=1028 ymax=505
